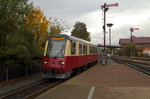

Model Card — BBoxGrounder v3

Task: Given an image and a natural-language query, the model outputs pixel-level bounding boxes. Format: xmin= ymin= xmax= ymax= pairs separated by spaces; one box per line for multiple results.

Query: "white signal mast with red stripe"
xmin=130 ymin=27 xmax=140 ymax=60
xmin=101 ymin=3 xmax=119 ymax=65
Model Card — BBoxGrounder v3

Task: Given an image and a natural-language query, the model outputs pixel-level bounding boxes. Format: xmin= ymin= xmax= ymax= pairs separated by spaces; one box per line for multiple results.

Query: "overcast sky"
xmin=29 ymin=0 xmax=150 ymax=45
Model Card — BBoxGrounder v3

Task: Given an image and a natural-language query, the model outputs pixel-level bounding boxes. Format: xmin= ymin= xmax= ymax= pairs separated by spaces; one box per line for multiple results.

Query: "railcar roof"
xmin=47 ymin=34 xmax=96 ymax=46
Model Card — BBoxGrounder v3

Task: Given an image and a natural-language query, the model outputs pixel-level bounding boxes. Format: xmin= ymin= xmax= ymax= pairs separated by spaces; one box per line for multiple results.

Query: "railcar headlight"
xmin=44 ymin=61 xmax=49 ymax=64
xmin=59 ymin=61 xmax=65 ymax=65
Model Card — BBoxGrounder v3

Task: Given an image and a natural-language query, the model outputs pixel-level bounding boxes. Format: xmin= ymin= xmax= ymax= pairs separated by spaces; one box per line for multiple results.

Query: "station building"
xmin=119 ymin=35 xmax=150 ymax=56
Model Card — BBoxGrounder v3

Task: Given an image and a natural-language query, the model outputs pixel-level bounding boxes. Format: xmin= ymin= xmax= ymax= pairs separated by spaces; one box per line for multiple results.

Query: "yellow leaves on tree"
xmin=49 ymin=18 xmax=69 ymax=35
xmin=25 ymin=7 xmax=49 ymax=46
xmin=49 ymin=25 xmax=62 ymax=35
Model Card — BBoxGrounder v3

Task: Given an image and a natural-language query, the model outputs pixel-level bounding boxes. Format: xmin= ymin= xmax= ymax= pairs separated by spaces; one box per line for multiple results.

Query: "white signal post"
xmin=130 ymin=27 xmax=139 ymax=60
xmin=101 ymin=3 xmax=119 ymax=65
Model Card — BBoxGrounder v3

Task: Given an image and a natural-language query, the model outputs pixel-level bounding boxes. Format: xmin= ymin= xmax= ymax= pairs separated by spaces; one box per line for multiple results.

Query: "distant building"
xmin=119 ymin=35 xmax=150 ymax=56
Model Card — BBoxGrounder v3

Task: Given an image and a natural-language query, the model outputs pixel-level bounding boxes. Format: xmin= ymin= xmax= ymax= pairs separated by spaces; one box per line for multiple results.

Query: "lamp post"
xmin=107 ymin=23 xmax=113 ymax=65
xmin=107 ymin=23 xmax=113 ymax=54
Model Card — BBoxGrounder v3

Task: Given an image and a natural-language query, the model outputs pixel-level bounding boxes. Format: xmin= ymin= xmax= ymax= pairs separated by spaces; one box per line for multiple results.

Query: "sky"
xmin=29 ymin=0 xmax=150 ymax=45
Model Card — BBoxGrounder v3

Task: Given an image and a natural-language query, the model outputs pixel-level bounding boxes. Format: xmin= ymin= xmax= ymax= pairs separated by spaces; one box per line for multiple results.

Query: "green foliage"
xmin=0 ymin=0 xmax=41 ymax=81
xmin=116 ymin=48 xmax=125 ymax=56
xmin=0 ymin=0 xmax=31 ymax=46
xmin=48 ymin=18 xmax=69 ymax=35
xmin=116 ymin=43 xmax=143 ymax=57
xmin=87 ymin=32 xmax=91 ymax=41
xmin=71 ymin=22 xmax=91 ymax=41
xmin=124 ymin=43 xmax=141 ymax=56
xmin=0 ymin=0 xmax=35 ymax=58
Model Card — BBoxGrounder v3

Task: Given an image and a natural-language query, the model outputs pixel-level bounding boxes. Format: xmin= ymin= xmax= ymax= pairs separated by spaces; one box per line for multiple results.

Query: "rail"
xmin=112 ymin=57 xmax=150 ymax=76
xmin=0 ymin=79 xmax=64 ymax=99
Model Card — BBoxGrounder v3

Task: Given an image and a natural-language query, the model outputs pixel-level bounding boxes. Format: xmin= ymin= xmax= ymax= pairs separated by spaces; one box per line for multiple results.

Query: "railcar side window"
xmin=90 ymin=46 xmax=92 ymax=54
xmin=79 ymin=44 xmax=82 ymax=54
xmin=83 ymin=45 xmax=87 ymax=54
xmin=85 ymin=45 xmax=87 ymax=54
xmin=71 ymin=42 xmax=76 ymax=55
xmin=83 ymin=45 xmax=85 ymax=54
xmin=89 ymin=46 xmax=97 ymax=54
xmin=92 ymin=47 xmax=94 ymax=54
xmin=95 ymin=47 xmax=98 ymax=53
xmin=92 ymin=47 xmax=98 ymax=53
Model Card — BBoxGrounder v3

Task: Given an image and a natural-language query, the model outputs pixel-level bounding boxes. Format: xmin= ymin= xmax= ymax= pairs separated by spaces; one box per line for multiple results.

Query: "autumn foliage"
xmin=25 ymin=7 xmax=49 ymax=46
xmin=0 ymin=0 xmax=69 ymax=81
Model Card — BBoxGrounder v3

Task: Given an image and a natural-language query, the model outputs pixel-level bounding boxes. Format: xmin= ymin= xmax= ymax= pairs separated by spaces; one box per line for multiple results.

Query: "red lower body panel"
xmin=42 ymin=54 xmax=98 ymax=78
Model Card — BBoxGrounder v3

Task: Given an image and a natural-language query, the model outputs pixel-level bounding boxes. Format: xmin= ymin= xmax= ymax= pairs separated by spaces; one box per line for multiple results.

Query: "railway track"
xmin=0 ymin=62 xmax=97 ymax=99
xmin=0 ymin=79 xmax=64 ymax=99
xmin=112 ymin=57 xmax=150 ymax=76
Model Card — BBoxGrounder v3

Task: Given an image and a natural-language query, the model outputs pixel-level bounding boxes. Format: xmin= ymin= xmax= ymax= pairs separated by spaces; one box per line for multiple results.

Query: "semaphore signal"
xmin=101 ymin=3 xmax=119 ymax=8
xmin=101 ymin=3 xmax=119 ymax=65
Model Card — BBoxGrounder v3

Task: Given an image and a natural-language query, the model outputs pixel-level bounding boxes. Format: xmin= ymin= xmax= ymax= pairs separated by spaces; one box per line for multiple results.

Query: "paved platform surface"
xmin=36 ymin=61 xmax=150 ymax=99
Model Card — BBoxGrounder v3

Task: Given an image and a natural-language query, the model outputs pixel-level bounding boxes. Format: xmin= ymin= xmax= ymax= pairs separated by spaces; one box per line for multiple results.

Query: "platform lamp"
xmin=106 ymin=23 xmax=113 ymax=66
xmin=107 ymin=23 xmax=113 ymax=55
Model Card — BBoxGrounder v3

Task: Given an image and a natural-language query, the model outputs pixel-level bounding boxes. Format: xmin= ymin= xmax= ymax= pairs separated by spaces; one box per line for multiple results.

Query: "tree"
xmin=0 ymin=0 xmax=32 ymax=47
xmin=25 ymin=7 xmax=49 ymax=46
xmin=71 ymin=22 xmax=91 ymax=41
xmin=48 ymin=18 xmax=69 ymax=35
xmin=116 ymin=48 xmax=125 ymax=56
xmin=87 ymin=32 xmax=91 ymax=41
xmin=0 ymin=0 xmax=34 ymax=60
xmin=119 ymin=43 xmax=143 ymax=57
xmin=0 ymin=0 xmax=41 ymax=80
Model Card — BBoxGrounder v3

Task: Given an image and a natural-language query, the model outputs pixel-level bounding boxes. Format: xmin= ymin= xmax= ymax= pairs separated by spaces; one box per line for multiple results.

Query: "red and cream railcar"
xmin=42 ymin=34 xmax=98 ymax=79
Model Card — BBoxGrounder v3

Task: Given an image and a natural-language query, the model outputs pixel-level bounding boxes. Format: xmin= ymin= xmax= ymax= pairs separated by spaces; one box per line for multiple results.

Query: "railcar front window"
xmin=46 ymin=41 xmax=66 ymax=57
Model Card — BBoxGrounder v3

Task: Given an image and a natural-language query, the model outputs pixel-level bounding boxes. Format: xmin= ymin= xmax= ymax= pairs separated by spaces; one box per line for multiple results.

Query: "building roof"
xmin=119 ymin=35 xmax=150 ymax=45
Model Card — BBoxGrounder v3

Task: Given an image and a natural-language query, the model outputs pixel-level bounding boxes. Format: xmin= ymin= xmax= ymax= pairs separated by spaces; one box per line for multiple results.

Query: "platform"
xmin=36 ymin=60 xmax=150 ymax=99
